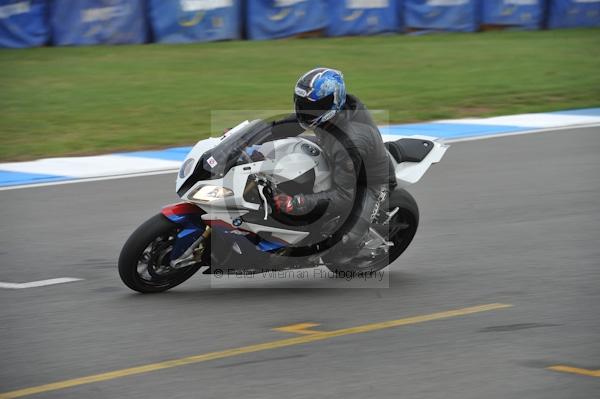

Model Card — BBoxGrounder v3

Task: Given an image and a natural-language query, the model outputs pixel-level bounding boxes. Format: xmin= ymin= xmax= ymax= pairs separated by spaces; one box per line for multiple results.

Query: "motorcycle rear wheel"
xmin=118 ymin=214 xmax=203 ymax=293
xmin=325 ymin=189 xmax=419 ymax=274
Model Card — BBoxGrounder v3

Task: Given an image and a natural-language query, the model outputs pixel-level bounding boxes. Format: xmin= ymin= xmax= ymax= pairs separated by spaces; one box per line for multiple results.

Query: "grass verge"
xmin=1 ymin=28 xmax=599 ymax=161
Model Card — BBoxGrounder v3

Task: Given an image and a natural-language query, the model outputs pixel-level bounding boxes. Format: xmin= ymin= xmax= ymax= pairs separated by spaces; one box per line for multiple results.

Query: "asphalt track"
xmin=1 ymin=126 xmax=599 ymax=398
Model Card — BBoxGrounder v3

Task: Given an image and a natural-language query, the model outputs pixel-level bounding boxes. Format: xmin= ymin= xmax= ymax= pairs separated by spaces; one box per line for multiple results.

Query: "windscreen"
xmin=199 ymin=120 xmax=273 ymax=179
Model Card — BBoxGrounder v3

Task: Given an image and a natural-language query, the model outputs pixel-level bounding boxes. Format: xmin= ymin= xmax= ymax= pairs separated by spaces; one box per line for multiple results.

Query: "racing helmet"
xmin=294 ymin=68 xmax=347 ymax=130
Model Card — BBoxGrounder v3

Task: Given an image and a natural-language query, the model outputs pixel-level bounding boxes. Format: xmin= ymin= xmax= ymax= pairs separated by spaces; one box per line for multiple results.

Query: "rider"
xmin=269 ymin=67 xmax=391 ymax=264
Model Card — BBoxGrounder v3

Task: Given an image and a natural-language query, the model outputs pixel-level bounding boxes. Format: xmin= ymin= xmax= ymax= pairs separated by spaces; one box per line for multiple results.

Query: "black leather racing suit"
xmin=271 ymin=94 xmax=390 ymax=263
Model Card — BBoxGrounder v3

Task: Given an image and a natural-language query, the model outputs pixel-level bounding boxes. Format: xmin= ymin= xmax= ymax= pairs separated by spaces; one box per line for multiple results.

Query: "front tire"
xmin=118 ymin=214 xmax=202 ymax=293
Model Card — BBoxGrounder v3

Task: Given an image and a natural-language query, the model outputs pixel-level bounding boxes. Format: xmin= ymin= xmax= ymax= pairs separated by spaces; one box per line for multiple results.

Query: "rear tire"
xmin=326 ymin=189 xmax=419 ymax=274
xmin=118 ymin=214 xmax=202 ymax=293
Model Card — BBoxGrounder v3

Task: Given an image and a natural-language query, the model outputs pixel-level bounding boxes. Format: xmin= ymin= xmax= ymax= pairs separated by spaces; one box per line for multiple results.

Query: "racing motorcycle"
xmin=118 ymin=119 xmax=448 ymax=293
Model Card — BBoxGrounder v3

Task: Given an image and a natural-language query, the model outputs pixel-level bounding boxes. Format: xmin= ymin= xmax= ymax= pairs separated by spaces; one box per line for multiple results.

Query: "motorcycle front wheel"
xmin=118 ymin=214 xmax=203 ymax=293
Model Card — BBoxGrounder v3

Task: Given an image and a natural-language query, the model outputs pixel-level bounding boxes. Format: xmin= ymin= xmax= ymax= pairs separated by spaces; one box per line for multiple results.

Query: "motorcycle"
xmin=118 ymin=119 xmax=448 ymax=293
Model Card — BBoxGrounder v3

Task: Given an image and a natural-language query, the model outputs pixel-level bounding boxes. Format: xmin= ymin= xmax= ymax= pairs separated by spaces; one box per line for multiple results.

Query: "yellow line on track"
xmin=548 ymin=365 xmax=600 ymax=377
xmin=0 ymin=303 xmax=512 ymax=399
xmin=272 ymin=322 xmax=323 ymax=335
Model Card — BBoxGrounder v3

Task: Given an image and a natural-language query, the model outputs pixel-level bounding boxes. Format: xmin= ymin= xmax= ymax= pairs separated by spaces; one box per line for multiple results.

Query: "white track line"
xmin=443 ymin=122 xmax=600 ymax=144
xmin=0 ymin=277 xmax=83 ymax=289
xmin=1 ymin=123 xmax=599 ymax=192
xmin=0 ymin=169 xmax=178 ymax=191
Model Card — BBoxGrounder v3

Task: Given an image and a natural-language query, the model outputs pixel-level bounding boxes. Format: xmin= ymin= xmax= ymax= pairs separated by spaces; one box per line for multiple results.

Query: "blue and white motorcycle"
xmin=118 ymin=120 xmax=448 ymax=293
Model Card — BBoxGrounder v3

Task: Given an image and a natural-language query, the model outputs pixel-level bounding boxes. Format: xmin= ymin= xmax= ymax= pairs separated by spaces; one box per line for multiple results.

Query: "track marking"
xmin=272 ymin=322 xmax=323 ymax=335
xmin=0 ymin=169 xmax=177 ymax=191
xmin=0 ymin=278 xmax=83 ymax=290
xmin=548 ymin=365 xmax=600 ymax=378
xmin=2 ymin=124 xmax=599 ymax=192
xmin=443 ymin=122 xmax=600 ymax=144
xmin=0 ymin=303 xmax=511 ymax=399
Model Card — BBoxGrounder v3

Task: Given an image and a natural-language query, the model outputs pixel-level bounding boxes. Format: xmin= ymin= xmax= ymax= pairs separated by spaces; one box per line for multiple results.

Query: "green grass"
xmin=1 ymin=28 xmax=599 ymax=161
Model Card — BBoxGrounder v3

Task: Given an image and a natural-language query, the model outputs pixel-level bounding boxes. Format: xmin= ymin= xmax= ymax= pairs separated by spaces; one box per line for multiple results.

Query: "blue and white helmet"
xmin=294 ymin=67 xmax=347 ymax=130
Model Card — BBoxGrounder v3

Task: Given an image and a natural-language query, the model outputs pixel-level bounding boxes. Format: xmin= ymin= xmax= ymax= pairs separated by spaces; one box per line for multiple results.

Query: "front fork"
xmin=161 ymin=203 xmax=210 ymax=268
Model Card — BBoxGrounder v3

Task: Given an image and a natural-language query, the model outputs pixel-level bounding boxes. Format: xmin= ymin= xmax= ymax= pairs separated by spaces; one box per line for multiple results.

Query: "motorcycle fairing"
xmin=384 ymin=135 xmax=449 ymax=187
xmin=203 ymin=219 xmax=287 ymax=254
xmin=161 ymin=203 xmax=206 ymax=260
xmin=162 ymin=203 xmax=291 ymax=262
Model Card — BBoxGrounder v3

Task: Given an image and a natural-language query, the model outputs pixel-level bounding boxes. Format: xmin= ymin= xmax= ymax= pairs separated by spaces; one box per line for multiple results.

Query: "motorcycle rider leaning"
xmin=269 ymin=67 xmax=390 ymax=265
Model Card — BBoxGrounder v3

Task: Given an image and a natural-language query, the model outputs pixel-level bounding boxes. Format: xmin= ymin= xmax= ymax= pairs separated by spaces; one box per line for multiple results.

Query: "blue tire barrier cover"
xmin=0 ymin=0 xmax=50 ymax=48
xmin=148 ymin=0 xmax=241 ymax=44
xmin=327 ymin=0 xmax=401 ymax=37
xmin=404 ymin=0 xmax=478 ymax=32
xmin=547 ymin=0 xmax=600 ymax=28
xmin=50 ymin=0 xmax=148 ymax=46
xmin=481 ymin=0 xmax=545 ymax=30
xmin=246 ymin=0 xmax=327 ymax=40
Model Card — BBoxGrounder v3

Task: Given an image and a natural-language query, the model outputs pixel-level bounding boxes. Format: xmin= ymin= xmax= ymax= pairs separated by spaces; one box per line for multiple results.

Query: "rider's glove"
xmin=273 ymin=193 xmax=306 ymax=215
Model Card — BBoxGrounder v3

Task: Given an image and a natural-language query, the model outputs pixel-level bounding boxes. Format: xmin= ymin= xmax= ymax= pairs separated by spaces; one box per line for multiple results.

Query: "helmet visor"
xmin=294 ymin=94 xmax=335 ymax=127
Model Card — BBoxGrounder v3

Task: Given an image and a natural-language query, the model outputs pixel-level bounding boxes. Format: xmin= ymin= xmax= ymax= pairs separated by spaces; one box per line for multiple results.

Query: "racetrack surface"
xmin=1 ymin=127 xmax=599 ymax=398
